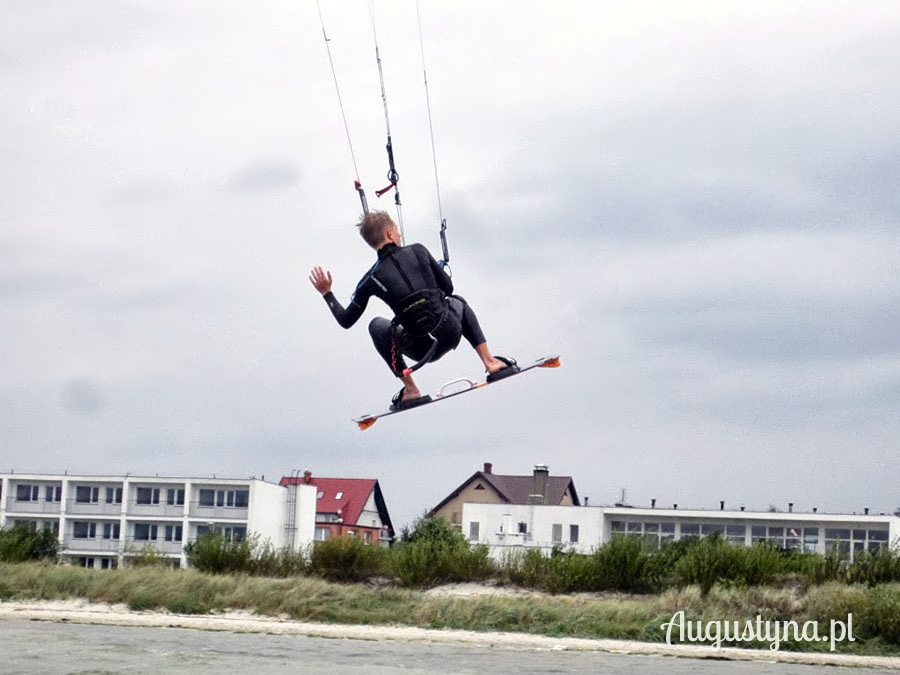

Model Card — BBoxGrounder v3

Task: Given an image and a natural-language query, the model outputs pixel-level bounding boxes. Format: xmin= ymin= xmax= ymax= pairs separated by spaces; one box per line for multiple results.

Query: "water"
xmin=2 ymin=619 xmax=895 ymax=675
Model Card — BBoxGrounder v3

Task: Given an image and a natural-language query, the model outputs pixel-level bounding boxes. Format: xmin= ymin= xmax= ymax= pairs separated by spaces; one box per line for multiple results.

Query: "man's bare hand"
xmin=309 ymin=266 xmax=333 ymax=295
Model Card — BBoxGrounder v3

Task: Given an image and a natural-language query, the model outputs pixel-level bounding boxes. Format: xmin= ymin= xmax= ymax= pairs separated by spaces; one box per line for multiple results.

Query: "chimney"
xmin=584 ymin=496 xmax=589 ymax=506
xmin=673 ymin=503 xmax=678 ymax=510
xmin=529 ymin=464 xmax=549 ymax=505
xmin=788 ymin=502 xmax=793 ymax=513
xmin=483 ymin=462 xmax=493 ymax=474
xmin=813 ymin=507 xmax=817 ymax=513
xmin=720 ymin=500 xmax=725 ymax=511
xmin=864 ymin=507 xmax=869 ymax=515
xmin=303 ymin=470 xmax=312 ymax=484
xmin=651 ymin=498 xmax=656 ymax=509
xmin=740 ymin=506 xmax=745 ymax=512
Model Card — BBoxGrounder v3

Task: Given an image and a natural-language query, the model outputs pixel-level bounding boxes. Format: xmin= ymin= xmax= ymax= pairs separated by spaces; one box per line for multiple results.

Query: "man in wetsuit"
xmin=309 ymin=211 xmax=518 ymax=410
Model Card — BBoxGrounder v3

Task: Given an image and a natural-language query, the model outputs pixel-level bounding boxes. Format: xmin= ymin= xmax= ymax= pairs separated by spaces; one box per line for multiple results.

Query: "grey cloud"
xmin=61 ymin=378 xmax=104 ymax=415
xmin=227 ymin=161 xmax=300 ymax=192
xmin=619 ymin=293 xmax=900 ymax=365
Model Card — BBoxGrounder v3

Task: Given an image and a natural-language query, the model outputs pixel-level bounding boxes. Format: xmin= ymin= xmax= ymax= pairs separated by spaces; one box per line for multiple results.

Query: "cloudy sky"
xmin=3 ymin=1 xmax=899 ymax=529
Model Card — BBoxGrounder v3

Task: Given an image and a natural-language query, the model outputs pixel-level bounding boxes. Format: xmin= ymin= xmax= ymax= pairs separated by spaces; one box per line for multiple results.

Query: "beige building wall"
xmin=431 ymin=479 xmax=505 ymax=527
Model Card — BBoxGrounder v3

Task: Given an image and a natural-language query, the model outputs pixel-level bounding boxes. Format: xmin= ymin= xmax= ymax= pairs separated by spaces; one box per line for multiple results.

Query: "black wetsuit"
xmin=322 ymin=242 xmax=487 ymax=375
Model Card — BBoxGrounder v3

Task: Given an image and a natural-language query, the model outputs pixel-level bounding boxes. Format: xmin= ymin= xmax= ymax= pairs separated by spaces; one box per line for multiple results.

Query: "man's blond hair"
xmin=358 ymin=211 xmax=395 ymax=248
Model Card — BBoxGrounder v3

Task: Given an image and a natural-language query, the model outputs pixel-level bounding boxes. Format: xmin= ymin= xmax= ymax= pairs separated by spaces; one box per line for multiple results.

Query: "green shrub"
xmin=861 ymin=584 xmax=900 ymax=645
xmin=127 ymin=545 xmax=172 ymax=568
xmin=184 ymin=533 xmax=255 ymax=574
xmin=253 ymin=542 xmax=309 ymax=577
xmin=739 ymin=542 xmax=784 ymax=586
xmin=803 ymin=582 xmax=869 ymax=624
xmin=593 ymin=535 xmax=656 ymax=593
xmin=390 ymin=516 xmax=494 ymax=587
xmin=309 ymin=535 xmax=387 ymax=582
xmin=780 ymin=549 xmax=844 ymax=585
xmin=673 ymin=534 xmax=744 ymax=596
xmin=846 ymin=547 xmax=900 ymax=587
xmin=499 ymin=548 xmax=548 ymax=588
xmin=0 ymin=526 xmax=59 ymax=563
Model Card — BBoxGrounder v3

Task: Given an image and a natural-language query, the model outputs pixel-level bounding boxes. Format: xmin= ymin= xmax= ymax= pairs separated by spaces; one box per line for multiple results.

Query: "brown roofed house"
xmin=428 ymin=462 xmax=579 ymax=529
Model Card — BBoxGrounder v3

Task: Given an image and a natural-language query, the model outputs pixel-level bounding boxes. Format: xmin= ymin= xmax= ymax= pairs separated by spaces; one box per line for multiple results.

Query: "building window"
xmin=569 ymin=524 xmax=580 ymax=543
xmin=136 ymin=488 xmax=160 ymax=505
xmin=314 ymin=527 xmax=330 ymax=541
xmin=73 ymin=522 xmax=97 ymax=539
xmin=726 ymin=525 xmax=746 ymax=545
xmin=102 ymin=523 xmax=121 ymax=540
xmin=105 ymin=487 xmax=122 ymax=504
xmin=551 ymin=524 xmax=562 ymax=544
xmin=802 ymin=528 xmax=819 ymax=553
xmin=517 ymin=522 xmax=527 ymax=534
xmin=166 ymin=489 xmax=185 ymax=506
xmin=335 ymin=492 xmax=344 ymax=500
xmin=16 ymin=485 xmax=39 ymax=502
xmin=223 ymin=527 xmax=246 ymax=542
xmin=317 ymin=491 xmax=324 ymax=499
xmin=134 ymin=524 xmax=158 ymax=541
xmin=44 ymin=485 xmax=62 ymax=502
xmin=680 ymin=523 xmax=700 ymax=537
xmin=364 ymin=531 xmax=372 ymax=544
xmin=198 ymin=489 xmax=215 ymax=507
xmin=469 ymin=521 xmax=480 ymax=541
xmin=700 ymin=523 xmax=725 ymax=537
xmin=825 ymin=528 xmax=890 ymax=559
xmin=164 ymin=525 xmax=183 ymax=542
xmin=218 ymin=490 xmax=249 ymax=508
xmin=75 ymin=486 xmax=99 ymax=504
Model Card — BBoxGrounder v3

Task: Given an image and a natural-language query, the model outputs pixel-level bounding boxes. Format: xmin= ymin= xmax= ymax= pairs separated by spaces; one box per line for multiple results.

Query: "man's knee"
xmin=369 ymin=317 xmax=391 ymax=340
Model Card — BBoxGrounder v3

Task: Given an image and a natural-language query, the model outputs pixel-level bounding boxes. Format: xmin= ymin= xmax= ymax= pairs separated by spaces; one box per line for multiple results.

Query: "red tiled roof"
xmin=280 ymin=476 xmax=382 ymax=530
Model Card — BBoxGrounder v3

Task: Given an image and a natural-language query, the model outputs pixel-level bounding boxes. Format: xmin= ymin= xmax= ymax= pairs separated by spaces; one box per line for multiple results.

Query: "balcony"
xmin=124 ymin=538 xmax=185 ymax=555
xmin=128 ymin=502 xmax=186 ymax=518
xmin=64 ymin=538 xmax=122 ymax=553
xmin=66 ymin=500 xmax=124 ymax=516
xmin=5 ymin=499 xmax=62 ymax=515
xmin=188 ymin=504 xmax=249 ymax=520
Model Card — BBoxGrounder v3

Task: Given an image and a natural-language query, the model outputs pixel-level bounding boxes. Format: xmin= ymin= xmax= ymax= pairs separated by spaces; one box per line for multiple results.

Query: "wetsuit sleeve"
xmin=322 ymin=289 xmax=368 ymax=329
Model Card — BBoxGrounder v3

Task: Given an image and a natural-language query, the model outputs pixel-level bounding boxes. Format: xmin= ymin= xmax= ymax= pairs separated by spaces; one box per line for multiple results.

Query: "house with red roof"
xmin=428 ymin=462 xmax=580 ymax=531
xmin=280 ymin=470 xmax=394 ymax=546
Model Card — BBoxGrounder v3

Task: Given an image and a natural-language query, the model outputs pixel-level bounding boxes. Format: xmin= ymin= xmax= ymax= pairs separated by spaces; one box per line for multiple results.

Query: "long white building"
xmin=463 ymin=502 xmax=900 ymax=561
xmin=0 ymin=473 xmax=317 ymax=569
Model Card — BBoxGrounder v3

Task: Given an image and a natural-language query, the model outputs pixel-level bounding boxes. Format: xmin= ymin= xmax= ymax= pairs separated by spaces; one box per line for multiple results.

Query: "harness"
xmin=380 ymin=253 xmax=447 ymax=377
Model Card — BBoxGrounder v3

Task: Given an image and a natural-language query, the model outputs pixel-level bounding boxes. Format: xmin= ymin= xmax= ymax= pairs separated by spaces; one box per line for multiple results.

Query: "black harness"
xmin=380 ymin=254 xmax=447 ymax=376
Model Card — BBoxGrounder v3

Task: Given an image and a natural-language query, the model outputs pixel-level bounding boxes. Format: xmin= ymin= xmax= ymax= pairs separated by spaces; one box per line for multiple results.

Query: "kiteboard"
xmin=353 ymin=355 xmax=560 ymax=430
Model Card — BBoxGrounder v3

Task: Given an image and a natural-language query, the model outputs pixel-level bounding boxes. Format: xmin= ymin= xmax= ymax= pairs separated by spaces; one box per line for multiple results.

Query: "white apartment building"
xmin=0 ymin=473 xmax=317 ymax=569
xmin=463 ymin=502 xmax=900 ymax=561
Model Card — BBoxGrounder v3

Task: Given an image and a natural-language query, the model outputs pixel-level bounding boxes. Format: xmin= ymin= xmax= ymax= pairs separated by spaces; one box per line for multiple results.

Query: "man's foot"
xmin=390 ymin=386 xmax=432 ymax=412
xmin=486 ymin=356 xmax=520 ymax=383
